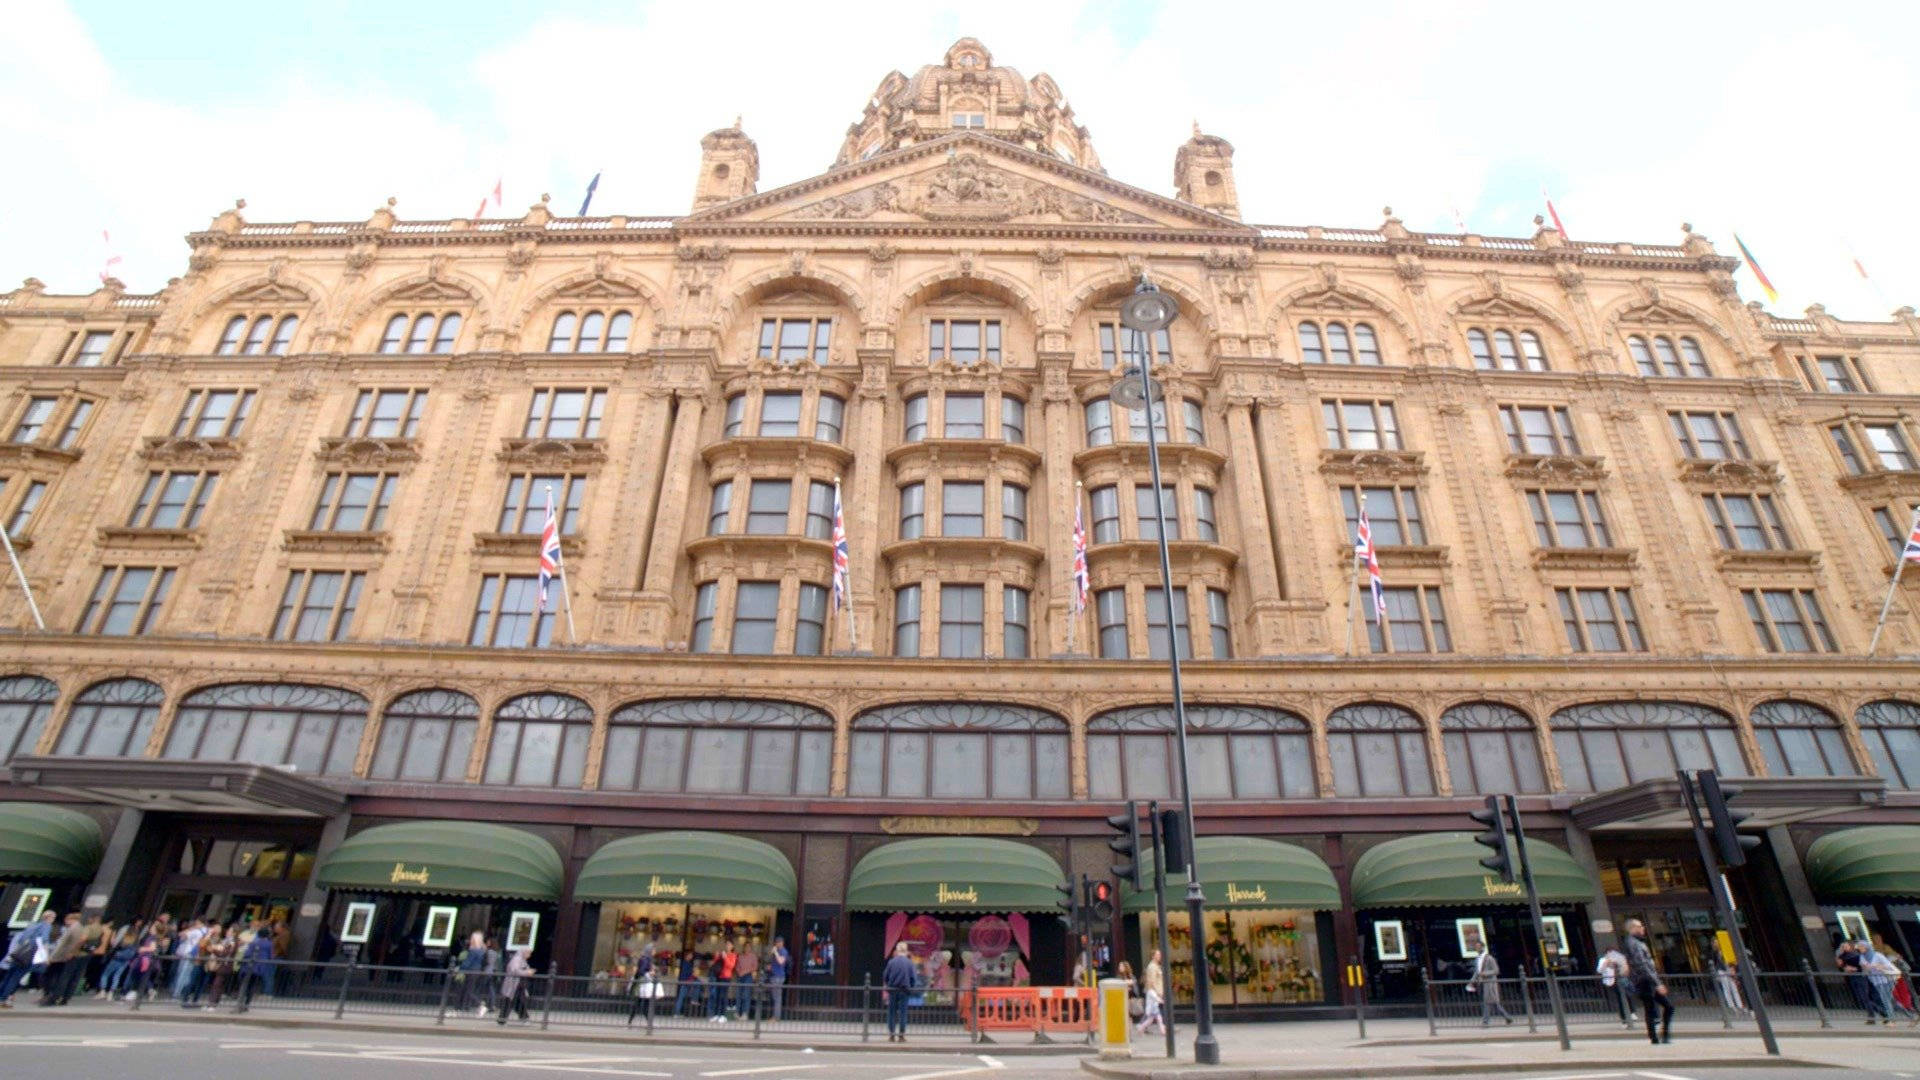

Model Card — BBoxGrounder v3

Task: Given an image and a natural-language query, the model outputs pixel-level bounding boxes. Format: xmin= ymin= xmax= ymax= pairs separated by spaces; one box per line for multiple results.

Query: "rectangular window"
xmin=1136 ymin=484 xmax=1180 ymax=542
xmin=1669 ymin=410 xmax=1750 ymax=460
xmin=944 ymin=393 xmax=986 ymax=438
xmin=1830 ymin=425 xmax=1865 ymax=474
xmin=1864 ymin=423 xmax=1917 ymax=471
xmin=468 ymin=574 xmax=555 ymax=648
xmin=1127 ymin=400 xmax=1171 ymax=442
xmin=1182 ymin=400 xmax=1207 ymax=445
xmin=1145 ymin=586 xmax=1192 ymax=660
xmin=708 ymin=479 xmax=733 ymax=535
xmin=929 ymin=318 xmax=1001 ymax=365
xmin=942 ymin=481 xmax=985 ymax=537
xmin=723 ymin=395 xmax=746 ymax=438
xmin=127 ymin=471 xmax=219 ymax=529
xmin=347 ymin=388 xmax=428 ymax=438
xmin=1556 ymin=587 xmax=1646 ymax=652
xmin=1322 ymin=399 xmax=1401 ymax=450
xmin=815 ymin=395 xmax=845 ymax=442
xmin=730 ymin=581 xmax=781 ymax=654
xmin=1367 ymin=586 xmax=1451 ymax=653
xmin=1525 ymin=490 xmax=1611 ymax=548
xmin=1095 ymin=588 xmax=1129 ymax=659
xmin=1084 ymin=400 xmax=1113 ymax=447
xmin=1340 ymin=486 xmax=1425 ymax=545
xmin=1702 ymin=493 xmax=1791 ymax=551
xmin=899 ymin=482 xmax=924 ymax=539
xmin=1499 ymin=404 xmax=1579 ymax=456
xmin=1801 ymin=354 xmax=1872 ymax=394
xmin=172 ymin=389 xmax=256 ymax=439
xmin=1000 ymin=397 xmax=1025 ymax=443
xmin=1001 ymin=483 xmax=1027 ymax=540
xmin=757 ymin=317 xmax=832 ymax=364
xmin=1090 ymin=485 xmax=1120 ymax=544
xmin=937 ymin=584 xmax=985 ymax=658
xmin=10 ymin=397 xmax=57 ymax=443
xmin=308 ymin=473 xmax=398 ymax=531
xmin=497 ymin=474 xmax=585 ymax=534
xmin=1744 ymin=588 xmax=1839 ymax=653
xmin=55 ymin=400 xmax=94 ymax=450
xmin=805 ymin=480 xmax=835 ymax=540
xmin=795 ymin=583 xmax=828 ymax=655
xmin=690 ymin=582 xmax=717 ymax=653
xmin=522 ymin=388 xmax=606 ymax=438
xmin=758 ymin=392 xmax=802 ymax=436
xmin=76 ymin=566 xmax=175 ymax=635
xmin=1872 ymin=504 xmax=1917 ymax=558
xmin=894 ymin=585 xmax=921 ymax=657
xmin=4 ymin=479 xmax=47 ymax=537
xmin=71 ymin=331 xmax=114 ymax=367
xmin=1194 ymin=487 xmax=1219 ymax=543
xmin=1098 ymin=322 xmax=1173 ymax=369
xmin=1003 ymin=586 xmax=1030 ymax=659
xmin=1207 ymin=588 xmax=1231 ymax=659
xmin=745 ymin=479 xmax=792 ymax=534
xmin=904 ymin=396 xmax=928 ymax=442
xmin=271 ymin=570 xmax=365 ymax=642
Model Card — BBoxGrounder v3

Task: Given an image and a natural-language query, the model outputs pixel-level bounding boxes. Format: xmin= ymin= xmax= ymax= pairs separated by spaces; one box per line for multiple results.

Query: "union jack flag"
xmin=537 ymin=487 xmax=562 ymax=612
xmin=1071 ymin=500 xmax=1091 ymax=614
xmin=1355 ymin=508 xmax=1386 ymax=628
xmin=831 ymin=480 xmax=850 ymax=611
xmin=1903 ymin=507 xmax=1920 ymax=564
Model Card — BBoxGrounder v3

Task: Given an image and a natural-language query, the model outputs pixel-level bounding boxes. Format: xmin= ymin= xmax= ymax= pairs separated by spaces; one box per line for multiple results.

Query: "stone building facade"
xmin=0 ymin=39 xmax=1916 ymax=1009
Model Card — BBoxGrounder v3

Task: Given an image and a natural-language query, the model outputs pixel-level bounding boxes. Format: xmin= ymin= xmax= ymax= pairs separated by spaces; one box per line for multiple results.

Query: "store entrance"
xmin=142 ymin=819 xmax=319 ymax=931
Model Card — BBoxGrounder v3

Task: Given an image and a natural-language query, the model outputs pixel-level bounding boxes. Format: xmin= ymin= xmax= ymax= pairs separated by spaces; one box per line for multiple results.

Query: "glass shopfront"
xmin=587 ymin=901 xmax=779 ymax=993
xmin=1139 ymin=908 xmax=1325 ymax=1006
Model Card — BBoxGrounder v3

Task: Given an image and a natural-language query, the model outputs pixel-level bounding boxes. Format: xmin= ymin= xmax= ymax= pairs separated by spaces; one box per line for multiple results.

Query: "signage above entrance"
xmin=389 ymin=863 xmax=431 ymax=886
xmin=935 ymin=883 xmax=979 ymax=905
xmin=880 ymin=816 xmax=1038 ymax=836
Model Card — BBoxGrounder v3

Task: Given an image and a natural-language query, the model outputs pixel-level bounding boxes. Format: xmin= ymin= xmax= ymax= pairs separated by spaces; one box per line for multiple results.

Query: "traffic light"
xmin=1698 ymin=770 xmax=1762 ymax=867
xmin=1470 ymin=794 xmax=1515 ymax=883
xmin=1158 ymin=808 xmax=1190 ymax=876
xmin=1107 ymin=800 xmax=1143 ymax=890
xmin=1054 ymin=876 xmax=1079 ymax=924
xmin=1086 ymin=878 xmax=1115 ymax=922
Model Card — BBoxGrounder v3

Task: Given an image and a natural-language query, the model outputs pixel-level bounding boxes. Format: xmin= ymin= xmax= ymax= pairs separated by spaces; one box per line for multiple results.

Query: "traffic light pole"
xmin=1678 ymin=771 xmax=1779 ymax=1056
xmin=1503 ymin=795 xmax=1570 ymax=1051
xmin=1148 ymin=800 xmax=1176 ymax=1059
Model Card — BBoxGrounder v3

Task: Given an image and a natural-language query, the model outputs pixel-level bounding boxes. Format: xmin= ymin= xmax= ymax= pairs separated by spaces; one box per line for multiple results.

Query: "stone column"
xmin=290 ymin=810 xmax=352 ymax=962
xmin=1763 ymin=825 xmax=1833 ymax=968
xmin=1559 ymin=823 xmax=1615 ymax=947
xmin=1223 ymin=398 xmax=1285 ymax=654
xmin=635 ymin=391 xmax=707 ymax=644
xmin=81 ymin=808 xmax=145 ymax=920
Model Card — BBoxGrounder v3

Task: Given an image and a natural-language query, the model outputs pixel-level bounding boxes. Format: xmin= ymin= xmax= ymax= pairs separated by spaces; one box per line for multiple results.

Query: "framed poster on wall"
xmin=507 ymin=912 xmax=540 ymax=952
xmin=1539 ymin=915 xmax=1567 ymax=957
xmin=802 ymin=903 xmax=839 ymax=978
xmin=340 ymin=902 xmax=376 ymax=945
xmin=422 ymin=905 xmax=459 ymax=949
xmin=7 ymin=887 xmax=50 ymax=929
xmin=1455 ymin=917 xmax=1488 ymax=958
xmin=1837 ymin=910 xmax=1871 ymax=944
xmin=1373 ymin=919 xmax=1408 ymax=962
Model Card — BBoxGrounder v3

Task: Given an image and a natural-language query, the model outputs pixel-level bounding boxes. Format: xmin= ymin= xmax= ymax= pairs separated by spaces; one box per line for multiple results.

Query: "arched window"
xmin=379 ymin=314 xmax=407 ymax=352
xmin=1326 ymin=703 xmax=1434 ymax=797
xmin=605 ymin=311 xmax=633 ymax=352
xmin=55 ymin=678 xmax=162 ymax=757
xmin=1855 ymin=700 xmax=1920 ymax=789
xmin=602 ymin=699 xmax=832 ymax=796
xmin=1628 ymin=335 xmax=1655 ymax=375
xmin=1493 ymin=330 xmax=1519 ymax=368
xmin=0 ymin=675 xmax=56 ymax=763
xmin=1469 ymin=327 xmax=1548 ymax=371
xmin=164 ymin=683 xmax=369 ymax=776
xmin=368 ymin=689 xmax=479 ymax=782
xmin=1678 ymin=337 xmax=1709 ymax=377
xmin=1467 ymin=328 xmax=1492 ymax=367
xmin=1653 ymin=336 xmax=1680 ymax=375
xmin=216 ymin=316 xmax=248 ymax=355
xmin=1354 ymin=323 xmax=1381 ymax=364
xmin=1326 ymin=323 xmax=1352 ymax=363
xmin=849 ymin=703 xmax=1069 ymax=800
xmin=268 ymin=315 xmax=299 ymax=354
xmin=1088 ymin=704 xmax=1313 ymax=801
xmin=1750 ymin=700 xmax=1857 ymax=778
xmin=1550 ymin=701 xmax=1746 ymax=793
xmin=1297 ymin=323 xmax=1325 ymax=364
xmin=1440 ymin=703 xmax=1547 ymax=795
xmin=381 ymin=312 xmax=463 ymax=355
xmin=241 ymin=316 xmax=273 ymax=354
xmin=547 ymin=312 xmax=578 ymax=352
xmin=1519 ymin=331 xmax=1546 ymax=370
xmin=432 ymin=313 xmax=462 ymax=352
xmin=483 ymin=693 xmax=592 ymax=788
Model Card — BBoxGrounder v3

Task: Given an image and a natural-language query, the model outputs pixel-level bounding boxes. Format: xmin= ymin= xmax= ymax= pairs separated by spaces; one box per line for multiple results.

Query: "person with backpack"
xmin=234 ymin=922 xmax=274 ymax=1012
xmin=1597 ymin=945 xmax=1635 ymax=1026
xmin=0 ymin=910 xmax=56 ymax=1007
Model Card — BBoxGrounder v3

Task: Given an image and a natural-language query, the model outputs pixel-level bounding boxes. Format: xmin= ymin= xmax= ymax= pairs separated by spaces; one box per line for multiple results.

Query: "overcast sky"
xmin=7 ymin=1 xmax=1915 ymax=320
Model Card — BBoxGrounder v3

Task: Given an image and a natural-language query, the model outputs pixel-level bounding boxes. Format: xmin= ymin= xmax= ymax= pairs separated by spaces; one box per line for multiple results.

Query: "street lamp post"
xmin=1114 ymin=276 xmax=1219 ymax=1065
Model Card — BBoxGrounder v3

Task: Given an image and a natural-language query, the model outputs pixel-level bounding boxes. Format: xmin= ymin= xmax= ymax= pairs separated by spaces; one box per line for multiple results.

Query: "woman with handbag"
xmin=200 ymin=926 xmax=237 ymax=1009
xmin=496 ymin=949 xmax=534 ymax=1025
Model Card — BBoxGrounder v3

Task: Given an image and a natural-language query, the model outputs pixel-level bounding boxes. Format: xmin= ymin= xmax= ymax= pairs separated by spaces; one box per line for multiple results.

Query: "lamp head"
xmin=1119 ymin=277 xmax=1178 ymax=333
xmin=1109 ymin=364 xmax=1160 ymax=410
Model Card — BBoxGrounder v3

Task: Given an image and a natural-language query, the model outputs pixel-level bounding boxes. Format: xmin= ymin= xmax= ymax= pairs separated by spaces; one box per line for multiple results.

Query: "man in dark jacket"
xmin=39 ymin=914 xmax=84 ymax=1006
xmin=235 ymin=924 xmax=275 ymax=1012
xmin=882 ymin=942 xmax=917 ymax=1043
xmin=1623 ymin=919 xmax=1673 ymax=1044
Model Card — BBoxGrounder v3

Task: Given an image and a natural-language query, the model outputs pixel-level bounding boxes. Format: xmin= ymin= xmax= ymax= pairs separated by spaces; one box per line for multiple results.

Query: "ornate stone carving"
xmin=866 ymin=242 xmax=897 ymax=264
xmin=1036 ymin=245 xmax=1065 ymax=267
xmin=792 ymin=154 xmax=1151 ymax=224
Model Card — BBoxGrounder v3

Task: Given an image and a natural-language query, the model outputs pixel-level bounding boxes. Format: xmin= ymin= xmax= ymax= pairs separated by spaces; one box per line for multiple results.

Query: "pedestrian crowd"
xmin=0 ymin=909 xmax=289 ymax=1011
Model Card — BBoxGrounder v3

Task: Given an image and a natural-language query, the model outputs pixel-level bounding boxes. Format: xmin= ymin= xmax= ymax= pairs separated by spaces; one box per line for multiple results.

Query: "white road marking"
xmin=975 ymin=1057 xmax=1003 ymax=1070
xmin=700 ymin=1067 xmax=826 ymax=1077
xmin=879 ymin=1069 xmax=992 ymax=1080
xmin=287 ymin=1050 xmax=672 ymax=1076
xmin=1519 ymin=1074 xmax=1627 ymax=1080
xmin=1634 ymin=1072 xmax=1701 ymax=1080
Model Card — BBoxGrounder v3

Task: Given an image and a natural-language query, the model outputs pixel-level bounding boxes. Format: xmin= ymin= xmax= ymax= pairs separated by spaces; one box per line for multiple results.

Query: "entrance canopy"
xmin=315 ymin=821 xmax=563 ymax=900
xmin=0 ymin=801 xmax=104 ymax=881
xmin=574 ymin=831 xmax=796 ymax=908
xmin=6 ymin=756 xmax=346 ymax=818
xmin=1123 ymin=836 xmax=1339 ymax=912
xmin=1351 ymin=833 xmax=1593 ymax=908
xmin=846 ymin=837 xmax=1062 ymax=912
xmin=1571 ymin=776 xmax=1884 ymax=832
xmin=1806 ymin=826 xmax=1920 ymax=900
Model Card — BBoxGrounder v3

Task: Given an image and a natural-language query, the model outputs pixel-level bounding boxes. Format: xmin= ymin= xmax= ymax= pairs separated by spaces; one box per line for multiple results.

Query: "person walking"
xmin=624 ymin=946 xmax=659 ymax=1027
xmin=1838 ymin=940 xmax=1885 ymax=1022
xmin=39 ymin=913 xmax=85 ymax=1006
xmin=732 ymin=939 xmax=758 ymax=1018
xmin=1712 ymin=957 xmax=1748 ymax=1015
xmin=234 ymin=922 xmax=274 ymax=1012
xmin=1623 ymin=919 xmax=1674 ymax=1044
xmin=1597 ymin=945 xmax=1636 ymax=1026
xmin=766 ymin=936 xmax=790 ymax=1021
xmin=1884 ymin=947 xmax=1918 ymax=1021
xmin=1469 ymin=943 xmax=1512 ymax=1026
xmin=882 ymin=941 xmax=916 ymax=1043
xmin=0 ymin=910 xmax=56 ymax=1007
xmin=1138 ymin=949 xmax=1167 ymax=1035
xmin=495 ymin=949 xmax=533 ymax=1025
xmin=1864 ymin=942 xmax=1903 ymax=1023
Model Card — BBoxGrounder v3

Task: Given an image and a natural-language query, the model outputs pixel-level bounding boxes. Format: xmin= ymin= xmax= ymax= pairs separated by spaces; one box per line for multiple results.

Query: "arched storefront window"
xmin=1326 ymin=703 xmax=1434 ymax=797
xmin=165 ymin=683 xmax=369 ymax=776
xmin=0 ymin=675 xmax=56 ymax=763
xmin=54 ymin=678 xmax=163 ymax=757
xmin=849 ymin=703 xmax=1069 ymax=800
xmin=1550 ymin=701 xmax=1746 ymax=793
xmin=1751 ymin=700 xmax=1858 ymax=778
xmin=1088 ymin=705 xmax=1314 ymax=800
xmin=368 ymin=689 xmax=480 ymax=783
xmin=1855 ymin=700 xmax=1920 ymax=789
xmin=483 ymin=693 xmax=593 ymax=788
xmin=1440 ymin=703 xmax=1548 ymax=794
xmin=602 ymin=699 xmax=832 ymax=796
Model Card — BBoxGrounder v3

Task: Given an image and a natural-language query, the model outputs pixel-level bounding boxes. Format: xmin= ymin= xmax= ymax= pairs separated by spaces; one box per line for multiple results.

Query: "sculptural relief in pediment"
xmin=784 ymin=152 xmax=1154 ymax=225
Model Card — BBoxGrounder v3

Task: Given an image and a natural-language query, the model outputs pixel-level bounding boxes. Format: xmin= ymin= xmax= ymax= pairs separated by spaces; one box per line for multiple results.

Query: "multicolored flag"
xmin=1355 ymin=508 xmax=1386 ymax=629
xmin=1542 ymin=187 xmax=1569 ymax=240
xmin=579 ymin=172 xmax=602 ymax=217
xmin=537 ymin=488 xmax=562 ymax=613
xmin=475 ymin=177 xmax=503 ymax=220
xmin=1070 ymin=500 xmax=1091 ymax=614
xmin=830 ymin=479 xmax=850 ymax=611
xmin=1902 ymin=508 xmax=1920 ymax=565
xmin=1733 ymin=233 xmax=1779 ymax=304
xmin=99 ymin=229 xmax=123 ymax=284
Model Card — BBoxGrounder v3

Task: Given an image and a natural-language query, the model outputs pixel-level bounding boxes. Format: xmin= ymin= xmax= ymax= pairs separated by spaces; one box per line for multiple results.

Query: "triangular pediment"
xmin=387 ymin=279 xmax=473 ymax=302
xmin=690 ymin=132 xmax=1250 ymax=232
xmin=1455 ymin=295 xmax=1538 ymax=320
xmin=1291 ymin=287 xmax=1380 ymax=314
xmin=229 ymin=281 xmax=310 ymax=304
xmin=1618 ymin=301 xmax=1695 ymax=326
xmin=555 ymin=277 xmax=641 ymax=301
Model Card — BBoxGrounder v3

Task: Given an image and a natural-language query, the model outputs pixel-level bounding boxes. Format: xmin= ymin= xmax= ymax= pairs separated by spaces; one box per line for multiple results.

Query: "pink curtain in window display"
xmin=883 ymin=911 xmax=908 ymax=956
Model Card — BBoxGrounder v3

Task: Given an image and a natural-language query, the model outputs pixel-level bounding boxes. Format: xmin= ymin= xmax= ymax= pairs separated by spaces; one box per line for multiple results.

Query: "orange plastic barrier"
xmin=1034 ymin=986 xmax=1097 ymax=1032
xmin=959 ymin=986 xmax=1096 ymax=1036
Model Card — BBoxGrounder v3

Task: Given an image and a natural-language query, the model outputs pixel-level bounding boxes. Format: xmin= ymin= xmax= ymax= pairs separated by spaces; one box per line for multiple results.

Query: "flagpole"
xmin=0 ymin=526 xmax=45 ymax=631
xmin=1867 ymin=507 xmax=1919 ymax=656
xmin=1067 ymin=481 xmax=1082 ymax=655
xmin=544 ymin=483 xmax=578 ymax=646
xmin=835 ymin=476 xmax=857 ymax=652
xmin=1345 ymin=550 xmax=1362 ymax=656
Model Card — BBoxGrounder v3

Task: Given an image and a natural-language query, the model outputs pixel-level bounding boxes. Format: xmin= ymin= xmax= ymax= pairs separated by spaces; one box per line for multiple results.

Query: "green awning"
xmin=1124 ymin=836 xmax=1339 ymax=911
xmin=1351 ymin=833 xmax=1594 ymax=908
xmin=315 ymin=821 xmax=563 ymax=900
xmin=574 ymin=832 xmax=795 ymax=908
xmin=1806 ymin=826 xmax=1920 ymax=900
xmin=846 ymin=838 xmax=1064 ymax=912
xmin=0 ymin=802 xmax=104 ymax=881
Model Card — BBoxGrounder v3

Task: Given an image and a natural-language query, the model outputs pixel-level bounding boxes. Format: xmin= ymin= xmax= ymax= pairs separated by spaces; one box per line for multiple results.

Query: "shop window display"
xmin=1136 ymin=909 xmax=1322 ymax=1006
xmin=587 ymin=902 xmax=778 ymax=1000
xmin=881 ymin=911 xmax=1034 ymax=1004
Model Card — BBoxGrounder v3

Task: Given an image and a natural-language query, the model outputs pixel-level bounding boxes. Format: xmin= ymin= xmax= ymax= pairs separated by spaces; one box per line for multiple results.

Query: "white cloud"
xmin=5 ymin=0 xmax=1915 ymax=319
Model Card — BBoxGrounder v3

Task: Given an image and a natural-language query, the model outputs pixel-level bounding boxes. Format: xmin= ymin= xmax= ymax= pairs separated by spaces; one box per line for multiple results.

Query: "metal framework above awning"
xmin=1570 ymin=775 xmax=1885 ymax=833
xmin=6 ymin=756 xmax=347 ymax=818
